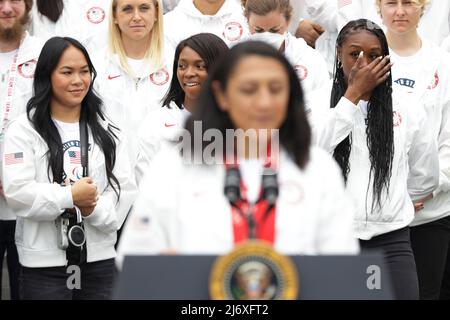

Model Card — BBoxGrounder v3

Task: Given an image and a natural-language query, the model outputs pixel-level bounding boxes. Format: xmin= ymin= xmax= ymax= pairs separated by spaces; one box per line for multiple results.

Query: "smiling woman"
xmin=1 ymin=37 xmax=137 ymax=300
xmin=49 ymin=46 xmax=91 ymax=119
xmin=135 ymin=33 xmax=228 ymax=176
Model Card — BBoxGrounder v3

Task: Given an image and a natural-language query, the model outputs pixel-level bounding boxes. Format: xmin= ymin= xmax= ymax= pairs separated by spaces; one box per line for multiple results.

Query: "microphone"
xmin=262 ymin=167 xmax=278 ymax=207
xmin=224 ymin=166 xmax=241 ymax=205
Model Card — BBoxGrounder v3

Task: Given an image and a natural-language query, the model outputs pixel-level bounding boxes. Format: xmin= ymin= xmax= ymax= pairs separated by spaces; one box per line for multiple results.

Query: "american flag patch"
xmin=5 ymin=152 xmax=24 ymax=165
xmin=338 ymin=0 xmax=352 ymax=9
xmin=68 ymin=150 xmax=81 ymax=164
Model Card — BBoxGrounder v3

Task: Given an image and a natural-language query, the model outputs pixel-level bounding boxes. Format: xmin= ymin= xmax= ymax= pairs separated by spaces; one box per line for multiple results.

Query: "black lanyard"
xmin=79 ymin=118 xmax=89 ymax=177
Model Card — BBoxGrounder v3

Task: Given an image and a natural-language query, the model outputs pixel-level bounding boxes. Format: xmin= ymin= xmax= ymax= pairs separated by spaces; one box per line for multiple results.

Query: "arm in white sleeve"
xmin=337 ymin=0 xmax=364 ymax=31
xmin=2 ymin=121 xmax=73 ymax=221
xmin=315 ymin=150 xmax=359 ymax=254
xmin=311 ymin=96 xmax=359 ymax=153
xmin=305 ymin=0 xmax=338 ymax=32
xmin=432 ymin=93 xmax=450 ymax=196
xmin=406 ymin=107 xmax=440 ymax=201
xmin=116 ymin=150 xmax=181 ymax=268
xmin=83 ymin=133 xmax=138 ymax=233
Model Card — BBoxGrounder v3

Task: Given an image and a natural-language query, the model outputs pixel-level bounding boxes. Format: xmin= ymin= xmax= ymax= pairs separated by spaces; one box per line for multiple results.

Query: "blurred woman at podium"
xmin=117 ymin=41 xmax=359 ymax=265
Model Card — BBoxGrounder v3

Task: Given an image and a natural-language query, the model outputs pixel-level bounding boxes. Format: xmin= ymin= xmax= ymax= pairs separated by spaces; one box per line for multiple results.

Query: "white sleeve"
xmin=304 ymin=0 xmax=338 ymax=32
xmin=2 ymin=121 xmax=73 ymax=221
xmin=337 ymin=0 xmax=363 ymax=31
xmin=315 ymin=150 xmax=359 ymax=254
xmin=311 ymin=96 xmax=358 ymax=153
xmin=432 ymin=88 xmax=450 ymax=196
xmin=312 ymin=50 xmax=331 ymax=90
xmin=116 ymin=150 xmax=181 ymax=268
xmin=406 ymin=107 xmax=440 ymax=201
xmin=83 ymin=133 xmax=138 ymax=233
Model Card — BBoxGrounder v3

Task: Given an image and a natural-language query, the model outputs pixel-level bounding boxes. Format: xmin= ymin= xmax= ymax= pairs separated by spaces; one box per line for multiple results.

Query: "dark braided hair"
xmin=331 ymin=19 xmax=394 ymax=213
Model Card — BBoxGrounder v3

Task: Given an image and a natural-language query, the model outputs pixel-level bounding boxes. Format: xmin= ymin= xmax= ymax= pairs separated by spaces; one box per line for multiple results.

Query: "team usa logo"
xmin=393 ymin=111 xmax=402 ymax=127
xmin=394 ymin=78 xmax=415 ymax=89
xmin=223 ymin=22 xmax=244 ymax=42
xmin=18 ymin=60 xmax=37 ymax=78
xmin=86 ymin=7 xmax=105 ymax=24
xmin=150 ymin=68 xmax=170 ymax=86
xmin=294 ymin=65 xmax=308 ymax=81
xmin=427 ymin=72 xmax=439 ymax=90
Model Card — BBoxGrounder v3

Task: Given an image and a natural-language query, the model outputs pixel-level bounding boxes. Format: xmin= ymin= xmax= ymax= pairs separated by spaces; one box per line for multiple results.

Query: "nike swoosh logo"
xmin=108 ymin=75 xmax=121 ymax=80
xmin=165 ymin=123 xmax=176 ymax=128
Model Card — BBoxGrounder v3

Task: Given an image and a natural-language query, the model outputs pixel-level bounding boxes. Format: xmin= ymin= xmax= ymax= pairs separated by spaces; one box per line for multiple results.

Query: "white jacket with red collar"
xmin=0 ymin=32 xmax=43 ymax=221
xmin=117 ymin=146 xmax=359 ymax=263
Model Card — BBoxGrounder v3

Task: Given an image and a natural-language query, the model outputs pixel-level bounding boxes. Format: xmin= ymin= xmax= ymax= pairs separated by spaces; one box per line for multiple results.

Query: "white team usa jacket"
xmin=283 ymin=32 xmax=330 ymax=111
xmin=163 ymin=0 xmax=250 ymax=56
xmin=0 ymin=32 xmax=43 ymax=221
xmin=116 ymin=146 xmax=359 ymax=264
xmin=29 ymin=0 xmax=111 ymax=54
xmin=2 ymin=114 xmax=138 ymax=268
xmin=311 ymin=91 xmax=439 ymax=240
xmin=93 ymin=49 xmax=172 ymax=170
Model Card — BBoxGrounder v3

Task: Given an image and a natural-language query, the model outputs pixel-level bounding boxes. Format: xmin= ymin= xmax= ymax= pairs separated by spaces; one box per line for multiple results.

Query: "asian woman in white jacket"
xmin=2 ymin=37 xmax=137 ymax=300
xmin=117 ymin=41 xmax=359 ymax=265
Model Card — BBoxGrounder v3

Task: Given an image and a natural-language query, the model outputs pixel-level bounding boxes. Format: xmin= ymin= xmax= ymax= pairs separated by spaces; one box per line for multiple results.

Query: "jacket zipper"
xmin=135 ymin=78 xmax=141 ymax=90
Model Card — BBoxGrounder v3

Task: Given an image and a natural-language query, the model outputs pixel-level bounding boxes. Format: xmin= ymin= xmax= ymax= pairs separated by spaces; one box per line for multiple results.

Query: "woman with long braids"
xmin=313 ymin=19 xmax=439 ymax=299
xmin=2 ymin=37 xmax=136 ymax=299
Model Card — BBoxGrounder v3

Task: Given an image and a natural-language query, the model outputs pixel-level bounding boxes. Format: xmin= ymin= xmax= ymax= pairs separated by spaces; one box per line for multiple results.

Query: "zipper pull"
xmin=135 ymin=78 xmax=140 ymax=90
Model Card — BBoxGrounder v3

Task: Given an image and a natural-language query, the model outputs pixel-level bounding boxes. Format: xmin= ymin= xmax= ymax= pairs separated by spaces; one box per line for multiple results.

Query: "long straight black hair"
xmin=27 ymin=37 xmax=121 ymax=198
xmin=185 ymin=41 xmax=311 ymax=169
xmin=332 ymin=19 xmax=394 ymax=213
xmin=162 ymin=33 xmax=229 ymax=109
xmin=36 ymin=0 xmax=64 ymax=23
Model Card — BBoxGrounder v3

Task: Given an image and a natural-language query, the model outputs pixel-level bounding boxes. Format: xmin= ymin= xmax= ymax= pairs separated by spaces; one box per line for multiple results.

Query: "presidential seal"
xmin=209 ymin=241 xmax=298 ymax=300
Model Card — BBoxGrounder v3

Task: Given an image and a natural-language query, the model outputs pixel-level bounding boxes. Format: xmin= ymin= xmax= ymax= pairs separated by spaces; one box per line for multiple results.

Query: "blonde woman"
xmin=375 ymin=0 xmax=450 ymax=300
xmin=93 ymin=0 xmax=170 ymax=175
xmin=337 ymin=0 xmax=450 ymax=51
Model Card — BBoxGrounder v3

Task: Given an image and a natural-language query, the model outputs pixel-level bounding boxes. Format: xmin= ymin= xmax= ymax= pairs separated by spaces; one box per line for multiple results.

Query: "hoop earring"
xmin=337 ymin=60 xmax=343 ymax=69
